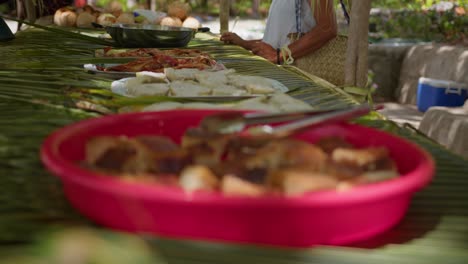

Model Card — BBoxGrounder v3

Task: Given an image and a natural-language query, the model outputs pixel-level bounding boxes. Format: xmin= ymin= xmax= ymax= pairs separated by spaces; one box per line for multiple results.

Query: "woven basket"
xmin=294 ymin=35 xmax=347 ymax=87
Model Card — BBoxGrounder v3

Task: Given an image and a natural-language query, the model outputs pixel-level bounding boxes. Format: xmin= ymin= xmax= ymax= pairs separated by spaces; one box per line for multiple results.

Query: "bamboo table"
xmin=0 ymin=28 xmax=467 ymax=263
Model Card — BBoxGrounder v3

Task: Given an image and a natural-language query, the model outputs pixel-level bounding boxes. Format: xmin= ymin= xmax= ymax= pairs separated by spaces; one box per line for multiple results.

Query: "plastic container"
xmin=40 ymin=109 xmax=435 ymax=247
xmin=417 ymin=77 xmax=468 ymax=112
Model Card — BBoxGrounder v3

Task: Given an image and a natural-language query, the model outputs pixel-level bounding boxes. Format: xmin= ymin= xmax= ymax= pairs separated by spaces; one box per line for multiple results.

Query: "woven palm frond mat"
xmin=0 ymin=29 xmax=467 ymax=263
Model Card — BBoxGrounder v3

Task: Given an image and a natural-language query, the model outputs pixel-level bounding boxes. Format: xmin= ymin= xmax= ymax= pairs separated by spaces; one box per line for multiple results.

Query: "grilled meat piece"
xmin=86 ymin=136 xmax=155 ymax=174
xmin=244 ymin=139 xmax=327 ymax=171
xmin=315 ymin=136 xmax=353 ymax=154
xmin=179 ymin=165 xmax=219 ymax=192
xmin=279 ymin=169 xmax=339 ymax=196
xmin=182 ymin=127 xmax=233 ymax=166
xmin=221 ymin=174 xmax=266 ymax=197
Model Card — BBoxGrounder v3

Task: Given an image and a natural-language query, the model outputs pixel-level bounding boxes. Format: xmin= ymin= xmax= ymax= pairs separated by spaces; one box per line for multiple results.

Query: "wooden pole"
xmin=23 ymin=0 xmax=36 ymax=23
xmin=220 ymin=0 xmax=230 ymax=33
xmin=344 ymin=0 xmax=372 ymax=88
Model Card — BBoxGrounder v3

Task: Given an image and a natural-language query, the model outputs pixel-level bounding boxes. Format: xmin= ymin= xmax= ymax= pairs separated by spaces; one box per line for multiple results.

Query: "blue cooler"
xmin=416 ymin=77 xmax=468 ymax=112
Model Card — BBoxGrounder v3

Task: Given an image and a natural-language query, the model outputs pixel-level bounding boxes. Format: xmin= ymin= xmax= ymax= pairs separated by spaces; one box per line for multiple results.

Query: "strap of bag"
xmin=339 ymin=0 xmax=350 ymax=24
xmin=295 ymin=0 xmax=303 ymax=39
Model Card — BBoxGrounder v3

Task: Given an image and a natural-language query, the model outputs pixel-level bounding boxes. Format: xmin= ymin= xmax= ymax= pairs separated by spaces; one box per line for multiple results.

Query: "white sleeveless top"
xmin=262 ymin=0 xmax=316 ymax=49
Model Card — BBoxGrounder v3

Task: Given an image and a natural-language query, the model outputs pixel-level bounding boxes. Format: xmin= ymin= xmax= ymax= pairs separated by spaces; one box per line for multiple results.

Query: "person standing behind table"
xmin=220 ymin=0 xmax=337 ymax=66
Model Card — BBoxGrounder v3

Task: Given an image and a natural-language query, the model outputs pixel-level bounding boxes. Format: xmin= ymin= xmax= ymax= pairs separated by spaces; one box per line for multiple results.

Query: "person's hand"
xmin=251 ymin=42 xmax=277 ymax=63
xmin=220 ymin=32 xmax=244 ymax=46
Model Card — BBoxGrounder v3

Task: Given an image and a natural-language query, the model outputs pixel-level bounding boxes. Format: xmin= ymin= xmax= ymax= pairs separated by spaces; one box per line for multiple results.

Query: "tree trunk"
xmin=150 ymin=0 xmax=157 ymax=11
xmin=220 ymin=0 xmax=230 ymax=33
xmin=344 ymin=0 xmax=372 ymax=88
xmin=23 ymin=0 xmax=36 ymax=23
xmin=252 ymin=0 xmax=260 ymax=18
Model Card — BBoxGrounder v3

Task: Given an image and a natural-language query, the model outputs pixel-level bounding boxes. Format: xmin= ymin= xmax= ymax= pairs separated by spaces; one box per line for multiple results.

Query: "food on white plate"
xmin=169 ymin=80 xmax=211 ymax=97
xmin=232 ymin=94 xmax=313 ymax=112
xmin=134 ymin=93 xmax=314 ymax=115
xmin=127 ymin=83 xmax=170 ymax=96
xmin=84 ymin=125 xmax=399 ymax=197
xmin=134 ymin=71 xmax=168 ymax=83
xmin=232 ymin=96 xmax=280 ymax=112
xmin=194 ymin=69 xmax=236 ymax=88
xmin=124 ymin=72 xmax=168 ymax=96
xmin=164 ymin=68 xmax=202 ymax=81
xmin=210 ymin=85 xmax=248 ymax=96
xmin=182 ymin=16 xmax=202 ymax=29
xmin=227 ymin=74 xmax=277 ymax=94
xmin=116 ymin=67 xmax=290 ymax=98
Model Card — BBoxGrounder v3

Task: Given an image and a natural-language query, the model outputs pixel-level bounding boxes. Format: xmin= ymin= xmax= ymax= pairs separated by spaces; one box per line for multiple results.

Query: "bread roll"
xmin=160 ymin=16 xmax=183 ymax=27
xmin=167 ymin=1 xmax=191 ymax=21
xmin=76 ymin=12 xmax=96 ymax=28
xmin=54 ymin=7 xmax=77 ymax=27
xmin=116 ymin=13 xmax=135 ymax=24
xmin=182 ymin=16 xmax=201 ymax=29
xmin=97 ymin=13 xmax=116 ymax=26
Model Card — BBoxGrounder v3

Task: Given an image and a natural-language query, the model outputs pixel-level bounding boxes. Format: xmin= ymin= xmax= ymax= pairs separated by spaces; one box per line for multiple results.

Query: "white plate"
xmin=111 ymin=76 xmax=289 ymax=99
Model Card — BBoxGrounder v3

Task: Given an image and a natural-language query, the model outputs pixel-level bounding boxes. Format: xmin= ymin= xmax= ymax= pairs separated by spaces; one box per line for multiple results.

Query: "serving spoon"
xmin=200 ymin=104 xmax=376 ymax=138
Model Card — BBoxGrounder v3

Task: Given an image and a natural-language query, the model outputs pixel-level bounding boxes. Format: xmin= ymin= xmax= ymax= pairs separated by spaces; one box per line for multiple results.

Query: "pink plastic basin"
xmin=40 ymin=109 xmax=434 ymax=247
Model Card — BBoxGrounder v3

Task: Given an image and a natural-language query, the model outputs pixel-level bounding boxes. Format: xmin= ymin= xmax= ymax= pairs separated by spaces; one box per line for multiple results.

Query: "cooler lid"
xmin=419 ymin=77 xmax=468 ymax=89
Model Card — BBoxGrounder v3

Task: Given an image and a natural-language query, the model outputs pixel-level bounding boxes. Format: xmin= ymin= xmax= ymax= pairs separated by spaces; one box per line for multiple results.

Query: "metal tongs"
xmin=200 ymin=104 xmax=376 ymax=138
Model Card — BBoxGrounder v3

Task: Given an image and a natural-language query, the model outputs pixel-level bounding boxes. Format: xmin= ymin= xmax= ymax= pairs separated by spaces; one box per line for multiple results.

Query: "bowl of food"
xmin=40 ymin=109 xmax=434 ymax=247
xmin=104 ymin=23 xmax=207 ymax=48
